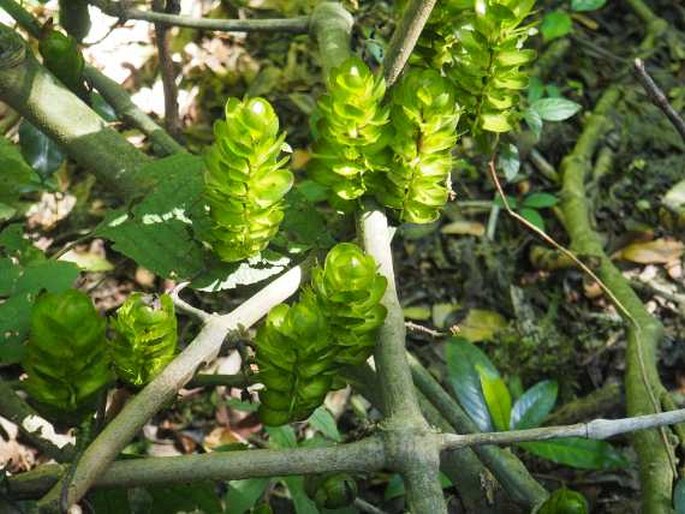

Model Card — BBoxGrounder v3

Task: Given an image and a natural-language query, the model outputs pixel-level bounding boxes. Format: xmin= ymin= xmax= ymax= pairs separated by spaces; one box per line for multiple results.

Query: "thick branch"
xmin=50 ymin=263 xmax=308 ymax=510
xmin=88 ymin=0 xmax=310 ymax=33
xmin=0 ymin=25 xmax=147 ymax=200
xmin=382 ymin=0 xmax=437 ymax=87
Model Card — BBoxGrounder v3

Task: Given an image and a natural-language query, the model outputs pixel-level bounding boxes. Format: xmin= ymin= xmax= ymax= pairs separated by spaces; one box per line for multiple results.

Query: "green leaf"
xmin=225 ymin=478 xmax=270 ymax=514
xmin=0 ymin=137 xmax=35 ymax=205
xmin=91 ymin=92 xmax=118 ymax=122
xmin=674 ymin=477 xmax=685 ymax=514
xmin=497 ymin=143 xmax=520 ymax=181
xmin=281 ymin=476 xmax=319 ymax=514
xmin=18 ymin=120 xmax=65 ymax=179
xmin=282 ymin=188 xmax=335 ymax=249
xmin=445 ymin=337 xmax=499 ymax=431
xmin=571 ymin=0 xmax=607 ymax=12
xmin=308 ymin=407 xmax=341 ymax=442
xmin=266 ymin=425 xmax=298 ymax=449
xmin=146 ymin=482 xmax=223 ymax=514
xmin=522 ymin=192 xmax=559 ymax=209
xmin=538 ymin=488 xmax=589 ymax=514
xmin=519 ymin=438 xmax=629 ymax=469
xmin=519 ymin=207 xmax=546 ymax=231
xmin=478 ymin=368 xmax=511 ymax=432
xmin=530 ymin=98 xmax=582 ymax=122
xmin=90 ymin=489 xmax=131 ymax=514
xmin=511 ymin=380 xmax=558 ymax=429
xmin=540 ymin=11 xmax=573 ymax=43
xmin=524 ymin=108 xmax=543 ymax=139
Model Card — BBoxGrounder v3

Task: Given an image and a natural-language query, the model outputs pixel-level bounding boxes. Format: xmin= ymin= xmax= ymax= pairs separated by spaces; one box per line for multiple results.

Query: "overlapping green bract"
xmin=23 ymin=290 xmax=111 ymax=420
xmin=256 ymin=243 xmax=387 ymax=425
xmin=110 ymin=293 xmax=178 ymax=388
xmin=309 ymin=57 xmax=390 ymax=201
xmin=375 ymin=69 xmax=461 ymax=224
xmin=415 ymin=0 xmax=536 ymax=134
xmin=204 ymin=97 xmax=294 ymax=262
xmin=311 ymin=243 xmax=387 ymax=365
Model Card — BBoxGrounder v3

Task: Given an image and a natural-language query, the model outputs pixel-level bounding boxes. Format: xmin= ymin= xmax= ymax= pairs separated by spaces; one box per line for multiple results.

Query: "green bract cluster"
xmin=416 ymin=0 xmax=536 ymax=133
xmin=309 ymin=57 xmax=390 ymax=201
xmin=376 ymin=69 xmax=461 ymax=223
xmin=204 ymin=97 xmax=294 ymax=262
xmin=110 ymin=293 xmax=178 ymax=388
xmin=311 ymin=242 xmax=387 ymax=365
xmin=23 ymin=290 xmax=111 ymax=420
xmin=256 ymin=243 xmax=386 ymax=425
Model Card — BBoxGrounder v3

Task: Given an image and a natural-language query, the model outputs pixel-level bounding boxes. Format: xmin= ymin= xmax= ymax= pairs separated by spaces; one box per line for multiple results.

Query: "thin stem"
xmin=88 ymin=0 xmax=310 ymax=33
xmin=153 ymin=0 xmax=182 ymax=140
xmin=382 ymin=0 xmax=437 ymax=87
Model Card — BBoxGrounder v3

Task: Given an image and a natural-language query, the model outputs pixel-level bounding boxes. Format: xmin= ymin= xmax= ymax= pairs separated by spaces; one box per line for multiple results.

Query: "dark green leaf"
xmin=0 ymin=137 xmax=35 ymax=205
xmin=91 ymin=92 xmax=118 ymax=122
xmin=571 ymin=0 xmax=607 ymax=12
xmin=493 ymin=194 xmax=518 ymax=209
xmin=519 ymin=438 xmax=629 ymax=469
xmin=511 ymin=380 xmax=558 ymax=429
xmin=538 ymin=488 xmax=589 ymax=514
xmin=146 ymin=482 xmax=222 ymax=514
xmin=308 ymin=407 xmax=341 ymax=442
xmin=225 ymin=478 xmax=270 ymax=514
xmin=530 ymin=98 xmax=582 ymax=122
xmin=674 ymin=477 xmax=685 ymax=514
xmin=281 ymin=476 xmax=319 ymax=514
xmin=519 ymin=207 xmax=546 ymax=231
xmin=497 ymin=143 xmax=520 ymax=181
xmin=90 ymin=488 xmax=130 ymax=514
xmin=445 ymin=337 xmax=499 ymax=431
xmin=282 ymin=188 xmax=335 ymax=249
xmin=18 ymin=120 xmax=65 ymax=179
xmin=478 ymin=367 xmax=511 ymax=431
xmin=527 ymin=77 xmax=545 ymax=104
xmin=522 ymin=192 xmax=559 ymax=209
xmin=540 ymin=11 xmax=573 ymax=43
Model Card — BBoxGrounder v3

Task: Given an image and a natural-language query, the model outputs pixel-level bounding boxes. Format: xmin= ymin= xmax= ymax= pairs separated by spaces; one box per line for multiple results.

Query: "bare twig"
xmin=88 ymin=0 xmax=310 ymax=33
xmin=153 ymin=0 xmax=182 ymax=140
xmin=633 ymin=58 xmax=685 ymax=142
xmin=169 ymin=282 xmax=212 ymax=323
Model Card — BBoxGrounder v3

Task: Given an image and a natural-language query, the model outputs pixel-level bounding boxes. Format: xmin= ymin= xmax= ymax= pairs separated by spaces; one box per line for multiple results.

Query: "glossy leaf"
xmin=571 ymin=0 xmax=607 ymax=12
xmin=498 ymin=143 xmax=520 ymax=181
xmin=530 ymin=97 xmax=582 ymax=122
xmin=445 ymin=337 xmax=499 ymax=431
xmin=519 ymin=438 xmax=629 ymax=469
xmin=18 ymin=120 xmax=65 ymax=179
xmin=511 ymin=380 xmax=558 ymax=429
xmin=478 ymin=367 xmax=511 ymax=431
xmin=538 ymin=488 xmax=589 ymax=514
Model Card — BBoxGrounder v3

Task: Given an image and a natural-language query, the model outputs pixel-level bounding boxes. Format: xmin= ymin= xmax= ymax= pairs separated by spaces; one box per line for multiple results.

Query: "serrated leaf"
xmin=571 ymin=0 xmax=607 ymax=12
xmin=18 ymin=120 xmax=65 ymax=179
xmin=522 ymin=192 xmax=558 ymax=209
xmin=511 ymin=380 xmax=558 ymax=429
xmin=225 ymin=478 xmax=270 ymax=514
xmin=519 ymin=438 xmax=629 ymax=469
xmin=497 ymin=143 xmax=520 ymax=181
xmin=530 ymin=98 xmax=582 ymax=122
xmin=478 ymin=367 xmax=511 ymax=431
xmin=308 ymin=407 xmax=341 ymax=442
xmin=519 ymin=207 xmax=546 ymax=231
xmin=445 ymin=337 xmax=499 ymax=431
xmin=540 ymin=11 xmax=573 ymax=43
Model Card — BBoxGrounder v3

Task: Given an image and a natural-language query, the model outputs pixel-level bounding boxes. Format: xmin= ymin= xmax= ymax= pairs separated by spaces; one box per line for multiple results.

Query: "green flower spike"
xmin=311 ymin=242 xmax=387 ymax=366
xmin=204 ymin=97 xmax=294 ymax=262
xmin=309 ymin=56 xmax=391 ymax=201
xmin=110 ymin=293 xmax=178 ymax=388
xmin=375 ymin=68 xmax=461 ymax=223
xmin=23 ymin=290 xmax=111 ymax=421
xmin=255 ymin=295 xmax=337 ymax=426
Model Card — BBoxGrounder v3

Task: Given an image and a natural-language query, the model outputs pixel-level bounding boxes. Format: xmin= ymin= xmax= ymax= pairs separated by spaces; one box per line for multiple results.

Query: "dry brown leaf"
xmin=440 ymin=220 xmax=486 ymax=236
xmin=615 ymin=239 xmax=684 ymax=264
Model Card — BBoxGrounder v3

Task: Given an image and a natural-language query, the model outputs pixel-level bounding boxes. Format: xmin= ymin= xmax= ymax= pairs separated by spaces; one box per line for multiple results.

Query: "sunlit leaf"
xmin=530 ymin=97 xmax=582 ymax=122
xmin=478 ymin=367 xmax=511 ymax=431
xmin=511 ymin=380 xmax=558 ymax=429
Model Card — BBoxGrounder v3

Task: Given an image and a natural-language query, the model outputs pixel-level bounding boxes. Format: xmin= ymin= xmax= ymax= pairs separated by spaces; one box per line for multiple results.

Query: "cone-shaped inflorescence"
xmin=309 ymin=56 xmax=391 ymax=202
xmin=410 ymin=0 xmax=536 ymax=134
xmin=204 ymin=97 xmax=294 ymax=262
xmin=374 ymin=69 xmax=461 ymax=224
xmin=311 ymin=243 xmax=387 ymax=366
xmin=110 ymin=293 xmax=178 ymax=388
xmin=255 ymin=243 xmax=387 ymax=425
xmin=23 ymin=290 xmax=111 ymax=421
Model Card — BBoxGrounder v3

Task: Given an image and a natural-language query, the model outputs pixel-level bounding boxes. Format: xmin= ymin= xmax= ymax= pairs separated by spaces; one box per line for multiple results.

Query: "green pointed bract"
xmin=110 ymin=293 xmax=178 ymax=388
xmin=204 ymin=97 xmax=294 ymax=262
xmin=23 ymin=290 xmax=111 ymax=421
xmin=309 ymin=57 xmax=391 ymax=201
xmin=374 ymin=69 xmax=460 ymax=224
xmin=256 ymin=243 xmax=387 ymax=425
xmin=411 ymin=0 xmax=536 ymax=134
xmin=39 ymin=29 xmax=88 ymax=100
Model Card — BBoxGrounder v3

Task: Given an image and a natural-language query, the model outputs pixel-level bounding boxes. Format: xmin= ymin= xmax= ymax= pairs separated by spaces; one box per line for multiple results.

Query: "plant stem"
xmin=88 ymin=0 xmax=310 ymax=33
xmin=152 ymin=0 xmax=182 ymax=140
xmin=0 ymin=24 xmax=147 ymax=200
xmin=382 ymin=0 xmax=437 ymax=87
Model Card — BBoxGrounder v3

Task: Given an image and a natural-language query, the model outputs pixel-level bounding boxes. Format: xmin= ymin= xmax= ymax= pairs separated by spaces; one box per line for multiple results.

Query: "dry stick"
xmin=633 ymin=58 xmax=685 ymax=143
xmin=382 ymin=0 xmax=437 ymax=87
xmin=88 ymin=0 xmax=310 ymax=33
xmin=44 ymin=263 xmax=307 ymax=511
xmin=152 ymin=0 xmax=182 ymax=140
xmin=11 ymin=408 xmax=685 ymax=499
